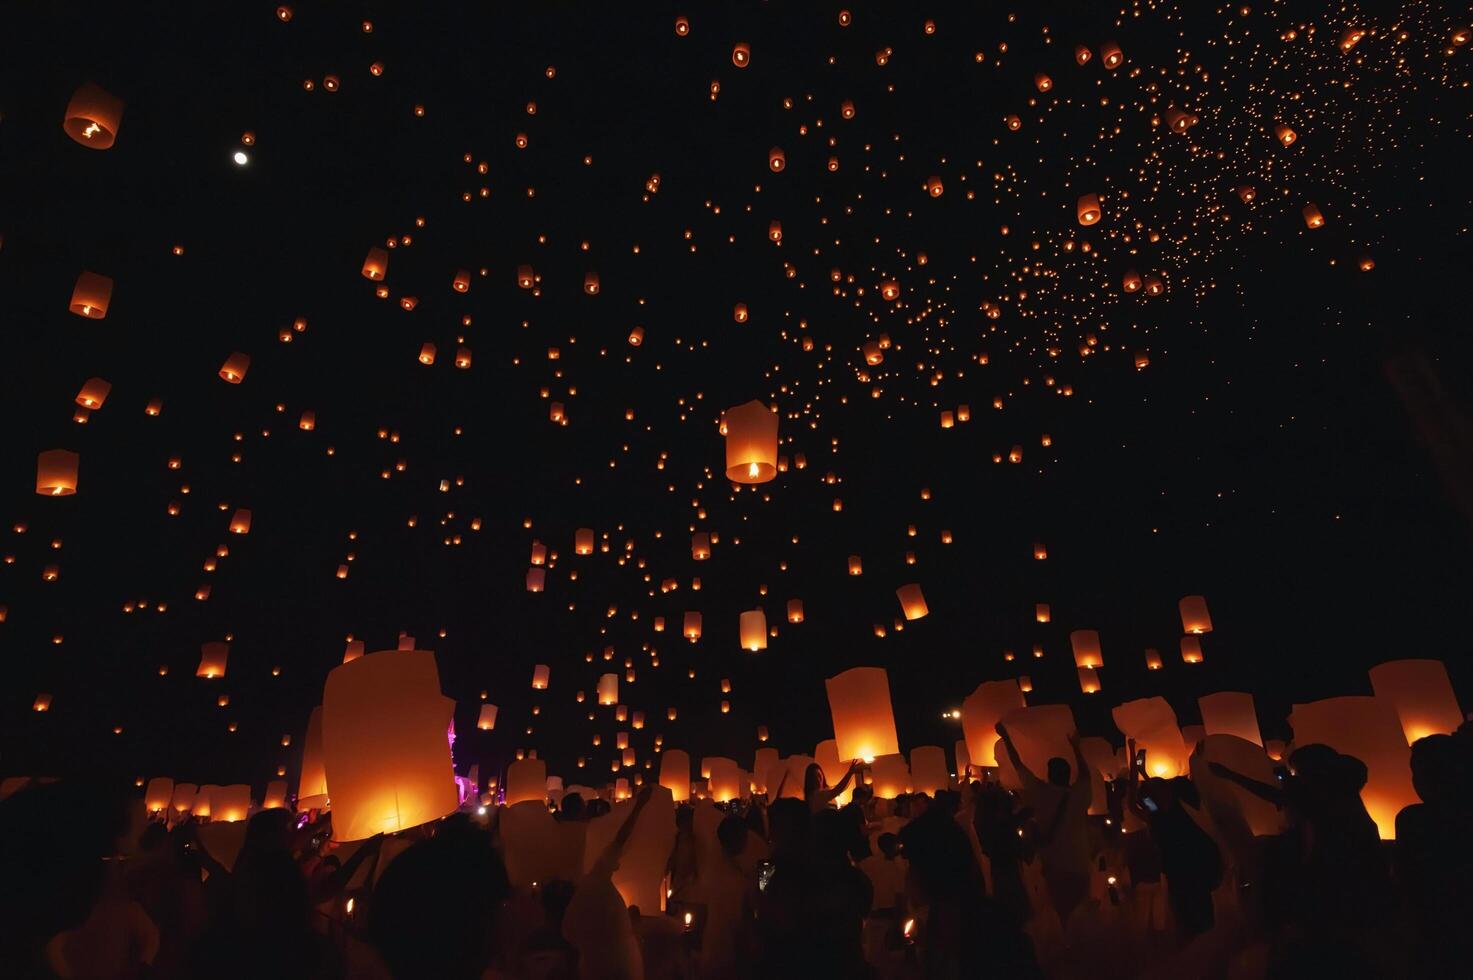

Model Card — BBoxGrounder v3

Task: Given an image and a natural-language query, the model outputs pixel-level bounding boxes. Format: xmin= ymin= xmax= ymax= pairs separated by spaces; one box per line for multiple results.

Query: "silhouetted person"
xmin=804 ymin=760 xmax=860 ymax=812
xmin=996 ymin=723 xmax=1092 ymax=925
xmin=1395 ymin=730 xmax=1473 ymax=975
xmin=972 ymin=781 xmax=1032 ymax=923
xmin=1125 ymin=751 xmax=1221 ymax=938
xmin=369 ymin=823 xmax=509 ymax=980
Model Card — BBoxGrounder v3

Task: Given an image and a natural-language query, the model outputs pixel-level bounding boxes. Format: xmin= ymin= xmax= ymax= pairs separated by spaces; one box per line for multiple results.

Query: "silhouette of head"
xmin=717 ymin=815 xmax=748 ymax=858
xmin=560 ymin=792 xmax=585 ymax=820
xmin=1046 ymin=757 xmax=1072 ymax=787
xmin=1410 ymin=734 xmax=1462 ymax=805
xmin=767 ymin=798 xmax=810 ymax=857
xmin=877 ymin=832 xmax=900 ymax=859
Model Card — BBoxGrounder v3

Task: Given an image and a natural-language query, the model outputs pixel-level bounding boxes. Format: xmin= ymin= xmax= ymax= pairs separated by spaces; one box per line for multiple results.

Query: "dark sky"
xmin=4 ymin=2 xmax=1471 ymax=794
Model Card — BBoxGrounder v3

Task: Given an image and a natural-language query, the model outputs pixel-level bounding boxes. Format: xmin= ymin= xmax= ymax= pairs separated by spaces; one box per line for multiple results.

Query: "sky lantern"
xmin=1368 ymin=659 xmax=1464 ymax=745
xmin=1074 ymin=44 xmax=1091 ymax=65
xmin=1198 ymin=691 xmax=1263 ymax=746
xmin=532 ymin=664 xmax=550 ymax=689
xmin=692 ymin=531 xmax=711 ymax=559
xmin=583 ymin=271 xmax=600 ymax=294
xmin=1134 ymin=350 xmax=1150 ymax=370
xmin=598 ymin=672 xmax=619 ymax=705
xmin=1005 ymin=114 xmax=1022 ymax=131
xmin=733 ymin=302 xmax=749 ymax=323
xmin=477 ymin=704 xmax=498 ymax=730
xmin=1069 ymin=629 xmax=1103 ymax=668
xmin=219 ymin=352 xmax=250 ymax=384
xmin=723 ymin=399 xmax=778 ymax=483
xmin=344 ymin=640 xmax=365 ymax=663
xmin=418 ymin=343 xmax=436 ymax=365
xmin=517 ymin=265 xmax=535 ymax=288
xmin=1122 ymin=269 xmax=1142 ymax=293
xmin=862 ymin=341 xmax=883 ymax=364
xmin=452 ymin=269 xmax=470 ymax=292
xmin=994 ymin=704 xmax=1077 ymax=789
xmin=813 ymin=740 xmax=855 ymax=807
xmin=659 ymin=749 xmax=691 ymax=802
xmin=1077 ymin=666 xmax=1101 ymax=694
xmin=144 ymin=777 xmax=174 ymax=813
xmin=1100 ymin=41 xmax=1123 ymax=68
xmin=296 ymin=706 xmax=328 ymax=810
xmin=706 ymin=757 xmax=741 ymax=802
xmin=868 ymin=754 xmax=912 ymax=799
xmin=505 ymin=758 xmax=547 ymax=806
xmin=69 ymin=271 xmax=113 ymax=318
xmin=170 ymin=783 xmax=198 ymax=814
xmin=63 ymin=83 xmax=124 ymax=148
xmin=954 ymin=677 xmax=1025 ymax=766
xmin=768 ymin=220 xmax=782 ymax=242
xmin=769 ymin=147 xmax=785 ymax=172
xmin=1143 ymin=274 xmax=1164 ymax=296
xmin=525 ymin=567 xmax=545 ymax=591
xmin=1275 ymin=124 xmax=1297 ymax=146
xmin=263 ymin=780 xmax=288 ymax=809
xmin=896 ymin=583 xmax=928 ymax=620
xmin=841 ymin=99 xmax=855 ymax=118
xmin=1035 ymin=603 xmax=1050 ymax=623
xmin=1180 ymin=636 xmax=1204 ymax=664
xmin=322 ymin=648 xmax=458 ymax=840
xmin=36 ymin=450 xmax=80 ymax=496
xmin=1288 ymin=697 xmax=1418 ymax=838
xmin=847 ymin=555 xmax=863 ymax=575
xmin=575 ymin=528 xmax=595 ymax=554
xmin=731 ymin=43 xmax=750 ymax=67
xmin=1302 ymin=203 xmax=1325 ymax=228
xmin=825 ymin=666 xmax=900 ymax=763
xmin=909 ymin=745 xmax=949 ymax=795
xmin=1113 ymin=697 xmax=1189 ymax=777
xmin=196 ymin=640 xmax=228 ymax=678
xmin=211 ymin=786 xmax=251 ymax=822
xmin=926 ymin=176 xmax=944 ymax=197
xmin=1034 ymin=73 xmax=1052 ymax=93
xmin=683 ymin=611 xmax=702 ymax=641
xmin=1178 ymin=595 xmax=1213 ymax=633
xmin=739 ymin=609 xmax=767 ymax=651
xmin=1076 ymin=193 xmax=1101 ymax=225
xmin=954 ymin=739 xmax=973 ymax=777
xmin=786 ymin=598 xmax=804 ymax=623
xmin=361 ymin=247 xmax=388 ymax=280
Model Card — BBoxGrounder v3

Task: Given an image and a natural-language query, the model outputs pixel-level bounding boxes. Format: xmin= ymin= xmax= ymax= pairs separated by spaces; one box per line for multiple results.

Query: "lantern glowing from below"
xmin=297 ymin=706 xmax=329 ymax=810
xmin=1070 ymin=629 xmax=1103 ymax=668
xmin=659 ymin=749 xmax=691 ymax=802
xmin=69 ymin=271 xmax=114 ymax=318
xmin=1077 ymin=193 xmax=1101 ymax=225
xmin=144 ymin=777 xmax=174 ymax=812
xmin=362 ymin=247 xmax=388 ymax=280
xmin=597 ymin=673 xmax=619 ymax=705
xmin=36 ymin=450 xmax=80 ymax=496
xmin=868 ymin=754 xmax=912 ymax=799
xmin=196 ymin=641 xmax=229 ymax=679
xmin=229 ymin=508 xmax=252 ymax=535
xmin=683 ymin=611 xmax=703 ymax=641
xmin=1368 ymin=659 xmax=1464 ymax=745
xmin=1077 ymin=666 xmax=1101 ymax=694
xmin=63 ymin=83 xmax=124 ymax=149
xmin=210 ymin=784 xmax=252 ymax=823
xmin=961 ymin=679 xmax=1026 ymax=768
xmin=723 ymin=399 xmax=778 ymax=483
xmin=787 ymin=598 xmax=804 ymax=623
xmin=575 ymin=528 xmax=594 ymax=555
xmin=322 ymin=648 xmax=459 ymax=840
xmin=219 ymin=352 xmax=250 ymax=384
xmin=505 ymin=758 xmax=547 ymax=806
xmin=896 ymin=583 xmax=928 ymax=620
xmin=739 ymin=609 xmax=768 ymax=651
xmin=1288 ymin=696 xmax=1417 ymax=839
xmin=477 ymin=704 xmax=498 ymax=730
xmin=263 ymin=780 xmax=288 ymax=809
xmin=1113 ymin=697 xmax=1189 ymax=777
xmin=825 ymin=666 xmax=900 ymax=764
xmin=1178 ymin=595 xmax=1212 ymax=633
xmin=909 ymin=746 xmax=949 ymax=796
xmin=531 ymin=664 xmax=550 ymax=689
xmin=705 ymin=757 xmax=741 ymax=802
xmin=1180 ymin=636 xmax=1204 ymax=664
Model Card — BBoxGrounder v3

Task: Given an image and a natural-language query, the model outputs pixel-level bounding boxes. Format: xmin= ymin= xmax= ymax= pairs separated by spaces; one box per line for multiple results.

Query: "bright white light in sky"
xmin=232 ymin=150 xmax=249 ymax=166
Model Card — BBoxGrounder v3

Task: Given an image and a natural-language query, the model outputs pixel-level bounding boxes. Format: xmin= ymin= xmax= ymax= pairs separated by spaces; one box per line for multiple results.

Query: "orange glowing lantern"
xmin=732 ymin=43 xmax=750 ymax=67
xmin=1368 ymin=659 xmax=1464 ymax=745
xmin=692 ymin=532 xmax=711 ymax=560
xmin=1077 ymin=666 xmax=1101 ymax=694
xmin=1302 ymin=203 xmax=1324 ymax=228
xmin=575 ymin=528 xmax=595 ymax=555
xmin=768 ymin=147 xmax=785 ymax=172
xmin=144 ymin=777 xmax=174 ymax=812
xmin=69 ymin=271 xmax=113 ymax=319
xmin=659 ymin=749 xmax=691 ymax=802
xmin=683 ymin=611 xmax=702 ymax=641
xmin=361 ymin=247 xmax=388 ymax=280
xmin=532 ymin=664 xmax=550 ymax=689
xmin=1077 ymin=193 xmax=1101 ymax=225
xmin=1180 ymin=636 xmax=1204 ymax=664
xmin=1113 ymin=697 xmax=1189 ymax=777
xmin=196 ymin=641 xmax=229 ymax=679
xmin=1069 ymin=629 xmax=1103 ymax=668
xmin=525 ymin=567 xmax=545 ymax=592
xmin=960 ymin=680 xmax=1025 ymax=767
xmin=63 ymin=83 xmax=124 ymax=149
xmin=1274 ymin=124 xmax=1297 ymax=147
xmin=477 ymin=704 xmax=498 ymax=731
xmin=825 ymin=666 xmax=900 ymax=763
xmin=1100 ymin=42 xmax=1123 ymax=68
xmin=296 ymin=707 xmax=328 ymax=810
xmin=868 ymin=754 xmax=912 ymax=799
xmin=896 ymin=583 xmax=928 ymax=620
xmin=787 ymin=599 xmax=804 ymax=623
xmin=36 ymin=450 xmax=80 ymax=496
xmin=505 ymin=758 xmax=547 ymax=806
xmin=1198 ymin=691 xmax=1263 ymax=747
xmin=723 ymin=400 xmax=778 ymax=483
xmin=739 ymin=609 xmax=768 ymax=651
xmin=1288 ymin=697 xmax=1417 ymax=839
xmin=598 ymin=673 xmax=619 ymax=705
xmin=219 ymin=352 xmax=250 ymax=384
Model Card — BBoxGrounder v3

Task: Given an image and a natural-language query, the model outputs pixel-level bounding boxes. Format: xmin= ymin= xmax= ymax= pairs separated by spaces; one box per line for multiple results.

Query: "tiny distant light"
xmin=233 ymin=150 xmax=250 ymax=166
xmin=477 ymin=805 xmax=487 ymax=815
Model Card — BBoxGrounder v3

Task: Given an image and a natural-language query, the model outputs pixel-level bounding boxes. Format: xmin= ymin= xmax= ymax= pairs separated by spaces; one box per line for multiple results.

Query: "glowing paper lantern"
xmin=961 ymin=679 xmax=1026 ymax=768
xmin=1145 ymin=648 xmax=1163 ymax=670
xmin=69 ymin=271 xmax=113 ymax=318
xmin=322 ymin=648 xmax=459 ymax=840
xmin=229 ymin=509 xmax=252 ymax=534
xmin=1368 ymin=659 xmax=1464 ymax=745
xmin=1180 ymin=636 xmax=1204 ymax=664
xmin=723 ymin=400 xmax=778 ymax=483
xmin=477 ymin=704 xmax=498 ymax=730
xmin=813 ymin=739 xmax=854 ymax=807
xmin=1198 ymin=691 xmax=1263 ymax=746
xmin=868 ymin=754 xmax=912 ymax=799
xmin=1178 ymin=595 xmax=1212 ymax=634
xmin=1302 ymin=203 xmax=1325 ymax=229
xmin=505 ymin=758 xmax=548 ymax=806
xmin=144 ymin=777 xmax=174 ymax=813
xmin=36 ymin=450 xmax=80 ymax=496
xmin=825 ymin=666 xmax=900 ymax=763
xmin=193 ymin=786 xmax=215 ymax=819
xmin=63 ymin=83 xmax=124 ymax=149
xmin=210 ymin=784 xmax=251 ymax=823
xmin=171 ymin=783 xmax=198 ymax=813
xmin=739 ymin=609 xmax=768 ymax=651
xmin=1077 ymin=666 xmax=1101 ymax=694
xmin=575 ymin=528 xmax=594 ymax=555
xmin=909 ymin=746 xmax=949 ymax=795
xmin=731 ymin=43 xmax=750 ymax=67
xmin=683 ymin=611 xmax=702 ymax=641
xmin=705 ymin=757 xmax=740 ymax=802
xmin=896 ymin=583 xmax=928 ymax=620
xmin=597 ymin=673 xmax=619 ymax=705
xmin=582 ymin=786 xmax=676 ymax=912
xmin=691 ymin=532 xmax=711 ymax=560
xmin=994 ymin=704 xmax=1077 ymax=790
xmin=219 ymin=352 xmax=250 ymax=384
xmin=1070 ymin=629 xmax=1103 ymax=668
xmin=297 ymin=706 xmax=329 ymax=810
xmin=1195 ymin=735 xmax=1283 ymax=836
xmin=526 ymin=567 xmax=545 ymax=592
xmin=263 ymin=780 xmax=288 ymax=809
xmin=768 ymin=147 xmax=785 ymax=172
xmin=532 ymin=664 xmax=550 ymax=689
xmin=954 ymin=739 xmax=972 ymax=777
xmin=343 ymin=640 xmax=364 ymax=663
xmin=1288 ymin=696 xmax=1417 ymax=838
xmin=1077 ymin=193 xmax=1101 ymax=225
xmin=1112 ymin=697 xmax=1189 ymax=778
xmin=196 ymin=641 xmax=228 ymax=679
xmin=659 ymin=749 xmax=691 ymax=802
xmin=362 ymin=247 xmax=388 ymax=280
xmin=1100 ymin=41 xmax=1123 ymax=69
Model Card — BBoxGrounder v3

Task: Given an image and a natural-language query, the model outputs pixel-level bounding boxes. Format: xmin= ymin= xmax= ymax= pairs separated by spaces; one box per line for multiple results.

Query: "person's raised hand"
xmin=994 ymin=722 xmax=1008 ymax=739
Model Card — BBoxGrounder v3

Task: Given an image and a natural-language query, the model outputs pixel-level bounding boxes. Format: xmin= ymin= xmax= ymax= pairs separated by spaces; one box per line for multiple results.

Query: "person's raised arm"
xmin=995 ymin=723 xmax=1037 ymax=784
xmin=1067 ymin=730 xmax=1089 ymax=788
xmin=314 ymin=833 xmax=385 ymax=903
xmin=1207 ymin=762 xmax=1283 ymax=806
xmin=1124 ymin=739 xmax=1147 ymax=819
xmin=596 ymin=782 xmax=655 ymax=875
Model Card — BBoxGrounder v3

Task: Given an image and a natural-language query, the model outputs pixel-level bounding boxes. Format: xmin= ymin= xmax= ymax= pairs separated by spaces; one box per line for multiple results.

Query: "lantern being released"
xmin=1198 ymin=691 xmax=1263 ymax=747
xmin=659 ymin=748 xmax=691 ymax=802
xmin=36 ymin=450 xmax=80 ymax=496
xmin=1368 ymin=659 xmax=1464 ymax=745
xmin=723 ymin=400 xmax=778 ymax=483
xmin=296 ymin=706 xmax=329 ymax=810
xmin=1112 ymin=697 xmax=1189 ymax=778
xmin=69 ymin=271 xmax=113 ymax=319
xmin=1077 ymin=193 xmax=1101 ymax=225
xmin=1288 ymin=696 xmax=1418 ymax=838
xmin=868 ymin=754 xmax=912 ymax=799
xmin=321 ymin=648 xmax=459 ymax=840
xmin=145 ymin=777 xmax=174 ymax=813
xmin=909 ymin=745 xmax=949 ymax=796
xmin=825 ymin=666 xmax=900 ymax=763
xmin=63 ymin=83 xmax=124 ymax=149
xmin=219 ymin=352 xmax=250 ymax=384
xmin=961 ymin=679 xmax=1026 ymax=768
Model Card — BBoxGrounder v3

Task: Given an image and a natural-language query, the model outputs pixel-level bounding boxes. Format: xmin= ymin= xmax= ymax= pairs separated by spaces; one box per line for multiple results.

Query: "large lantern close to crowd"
xmin=825 ymin=666 xmax=900 ymax=763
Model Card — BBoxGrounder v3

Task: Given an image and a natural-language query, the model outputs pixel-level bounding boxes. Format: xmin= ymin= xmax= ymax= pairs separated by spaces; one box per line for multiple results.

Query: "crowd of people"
xmin=3 ymin=723 xmax=1469 ymax=979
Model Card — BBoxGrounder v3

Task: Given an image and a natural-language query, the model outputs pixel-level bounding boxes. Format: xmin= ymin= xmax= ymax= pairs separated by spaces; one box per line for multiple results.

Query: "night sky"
xmin=4 ymin=2 xmax=1472 ymax=793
